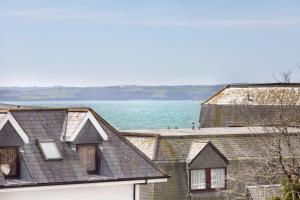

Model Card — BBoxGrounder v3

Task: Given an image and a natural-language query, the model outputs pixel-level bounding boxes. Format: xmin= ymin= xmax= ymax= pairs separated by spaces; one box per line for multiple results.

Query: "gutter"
xmin=133 ymin=177 xmax=169 ymax=200
xmin=0 ymin=175 xmax=170 ymax=191
xmin=133 ymin=179 xmax=147 ymax=200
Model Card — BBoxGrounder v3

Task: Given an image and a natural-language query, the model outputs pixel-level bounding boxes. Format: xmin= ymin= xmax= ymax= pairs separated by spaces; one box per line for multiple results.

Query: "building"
xmin=122 ymin=83 xmax=300 ymax=200
xmin=200 ymin=83 xmax=300 ymax=128
xmin=0 ymin=106 xmax=168 ymax=200
xmin=122 ymin=127 xmax=300 ymax=200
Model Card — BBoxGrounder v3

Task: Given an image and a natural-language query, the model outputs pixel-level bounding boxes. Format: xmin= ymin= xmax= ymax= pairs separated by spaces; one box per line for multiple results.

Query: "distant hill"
xmin=0 ymin=85 xmax=224 ymax=101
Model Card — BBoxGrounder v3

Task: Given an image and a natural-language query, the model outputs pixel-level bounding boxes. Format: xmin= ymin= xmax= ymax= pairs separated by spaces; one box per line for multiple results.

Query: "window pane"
xmin=191 ymin=169 xmax=206 ymax=190
xmin=0 ymin=147 xmax=18 ymax=177
xmin=211 ymin=168 xmax=225 ymax=189
xmin=77 ymin=145 xmax=98 ymax=173
xmin=39 ymin=142 xmax=62 ymax=160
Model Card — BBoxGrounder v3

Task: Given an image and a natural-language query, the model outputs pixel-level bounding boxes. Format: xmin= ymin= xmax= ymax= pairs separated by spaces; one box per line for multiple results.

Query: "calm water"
xmin=0 ymin=100 xmax=202 ymax=130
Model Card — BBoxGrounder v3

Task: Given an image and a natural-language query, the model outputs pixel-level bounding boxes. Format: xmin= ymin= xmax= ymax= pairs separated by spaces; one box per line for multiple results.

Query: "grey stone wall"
xmin=152 ymin=162 xmax=189 ymax=200
xmin=139 ymin=183 xmax=154 ymax=200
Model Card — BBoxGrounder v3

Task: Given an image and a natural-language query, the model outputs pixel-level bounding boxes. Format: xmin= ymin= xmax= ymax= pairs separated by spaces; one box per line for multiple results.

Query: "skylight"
xmin=37 ymin=140 xmax=63 ymax=161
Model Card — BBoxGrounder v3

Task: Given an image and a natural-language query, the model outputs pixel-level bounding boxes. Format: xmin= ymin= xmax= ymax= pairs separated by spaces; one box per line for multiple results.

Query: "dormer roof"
xmin=0 ymin=112 xmax=29 ymax=144
xmin=187 ymin=141 xmax=228 ymax=167
xmin=0 ymin=106 xmax=168 ymax=188
xmin=63 ymin=111 xmax=108 ymax=142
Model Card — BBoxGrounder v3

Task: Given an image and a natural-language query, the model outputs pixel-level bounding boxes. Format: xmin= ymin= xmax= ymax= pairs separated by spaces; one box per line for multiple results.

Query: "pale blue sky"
xmin=1 ymin=0 xmax=300 ymax=86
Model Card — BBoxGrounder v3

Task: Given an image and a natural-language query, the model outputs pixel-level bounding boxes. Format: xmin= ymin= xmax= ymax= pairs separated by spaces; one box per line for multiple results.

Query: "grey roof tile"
xmin=0 ymin=108 xmax=167 ymax=188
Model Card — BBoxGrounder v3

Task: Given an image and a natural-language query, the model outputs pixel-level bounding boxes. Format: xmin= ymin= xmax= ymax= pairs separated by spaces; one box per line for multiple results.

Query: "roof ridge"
xmin=90 ymin=109 xmax=169 ymax=178
xmin=229 ymin=82 xmax=300 ymax=88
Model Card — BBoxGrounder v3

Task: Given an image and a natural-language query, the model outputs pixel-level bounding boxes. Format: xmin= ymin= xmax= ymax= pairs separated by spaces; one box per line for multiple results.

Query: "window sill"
xmin=190 ymin=188 xmax=227 ymax=193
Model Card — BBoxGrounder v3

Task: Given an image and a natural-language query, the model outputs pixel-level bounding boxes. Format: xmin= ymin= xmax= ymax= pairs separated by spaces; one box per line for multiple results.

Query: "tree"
xmin=224 ymin=73 xmax=300 ymax=199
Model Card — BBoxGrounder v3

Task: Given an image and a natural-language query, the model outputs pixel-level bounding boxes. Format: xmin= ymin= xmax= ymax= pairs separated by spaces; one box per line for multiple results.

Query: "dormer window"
xmin=190 ymin=168 xmax=226 ymax=191
xmin=187 ymin=141 xmax=229 ymax=192
xmin=0 ymin=147 xmax=19 ymax=178
xmin=37 ymin=140 xmax=63 ymax=161
xmin=77 ymin=144 xmax=98 ymax=174
xmin=191 ymin=169 xmax=206 ymax=190
xmin=211 ymin=168 xmax=226 ymax=189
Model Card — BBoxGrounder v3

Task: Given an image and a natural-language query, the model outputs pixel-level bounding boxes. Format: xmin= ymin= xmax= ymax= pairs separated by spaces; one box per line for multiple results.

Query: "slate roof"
xmin=122 ymin=129 xmax=296 ymax=199
xmin=124 ymin=126 xmax=300 ymax=136
xmin=0 ymin=107 xmax=168 ymax=188
xmin=203 ymin=83 xmax=300 ymax=105
xmin=246 ymin=184 xmax=281 ymax=200
xmin=64 ymin=111 xmax=86 ymax=139
xmin=125 ymin=136 xmax=157 ymax=160
xmin=123 ymin=128 xmax=300 ymax=161
xmin=200 ymin=83 xmax=300 ymax=128
xmin=0 ymin=113 xmax=5 ymax=122
xmin=186 ymin=141 xmax=207 ymax=162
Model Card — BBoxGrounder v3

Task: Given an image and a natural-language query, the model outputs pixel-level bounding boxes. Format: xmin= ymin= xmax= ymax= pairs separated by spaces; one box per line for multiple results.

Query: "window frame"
xmin=76 ymin=143 xmax=99 ymax=174
xmin=0 ymin=146 xmax=20 ymax=178
xmin=190 ymin=169 xmax=206 ymax=190
xmin=37 ymin=139 xmax=63 ymax=161
xmin=189 ymin=167 xmax=227 ymax=192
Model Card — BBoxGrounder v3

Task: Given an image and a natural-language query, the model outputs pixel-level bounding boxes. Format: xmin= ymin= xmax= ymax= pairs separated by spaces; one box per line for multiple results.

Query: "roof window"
xmin=37 ymin=139 xmax=62 ymax=161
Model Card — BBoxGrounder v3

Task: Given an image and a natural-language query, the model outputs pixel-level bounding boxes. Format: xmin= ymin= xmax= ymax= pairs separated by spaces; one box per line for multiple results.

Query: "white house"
xmin=0 ymin=106 xmax=168 ymax=200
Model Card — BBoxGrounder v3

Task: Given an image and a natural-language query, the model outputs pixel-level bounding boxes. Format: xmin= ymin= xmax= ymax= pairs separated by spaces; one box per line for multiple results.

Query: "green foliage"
xmin=270 ymin=197 xmax=282 ymax=200
xmin=280 ymin=180 xmax=300 ymax=200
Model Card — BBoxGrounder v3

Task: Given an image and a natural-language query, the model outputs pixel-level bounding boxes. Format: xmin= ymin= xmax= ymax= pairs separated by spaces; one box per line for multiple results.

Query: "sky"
xmin=1 ymin=0 xmax=300 ymax=87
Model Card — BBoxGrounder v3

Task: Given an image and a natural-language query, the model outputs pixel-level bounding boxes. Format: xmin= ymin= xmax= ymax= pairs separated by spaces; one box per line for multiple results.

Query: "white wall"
xmin=0 ymin=183 xmax=134 ymax=200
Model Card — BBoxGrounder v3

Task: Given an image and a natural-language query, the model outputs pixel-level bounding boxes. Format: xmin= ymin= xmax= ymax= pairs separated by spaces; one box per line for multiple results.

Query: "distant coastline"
xmin=0 ymin=85 xmax=224 ymax=101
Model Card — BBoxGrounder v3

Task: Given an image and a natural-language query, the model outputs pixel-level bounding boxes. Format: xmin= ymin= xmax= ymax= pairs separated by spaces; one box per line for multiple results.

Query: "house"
xmin=122 ymin=128 xmax=300 ymax=200
xmin=121 ymin=83 xmax=300 ymax=200
xmin=200 ymin=83 xmax=300 ymax=128
xmin=0 ymin=106 xmax=168 ymax=200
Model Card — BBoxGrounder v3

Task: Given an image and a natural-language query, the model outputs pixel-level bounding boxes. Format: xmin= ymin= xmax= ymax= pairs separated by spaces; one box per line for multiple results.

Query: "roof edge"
xmin=90 ymin=109 xmax=169 ymax=177
xmin=0 ymin=175 xmax=171 ymax=189
xmin=188 ymin=141 xmax=229 ymax=167
xmin=201 ymin=82 xmax=300 ymax=105
xmin=201 ymin=85 xmax=230 ymax=105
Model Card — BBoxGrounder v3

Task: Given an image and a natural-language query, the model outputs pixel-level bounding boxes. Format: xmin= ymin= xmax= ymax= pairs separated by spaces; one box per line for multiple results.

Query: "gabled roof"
xmin=202 ymin=83 xmax=300 ymax=105
xmin=0 ymin=112 xmax=29 ymax=143
xmin=64 ymin=111 xmax=86 ymax=138
xmin=63 ymin=111 xmax=108 ymax=141
xmin=186 ymin=141 xmax=228 ymax=165
xmin=0 ymin=107 xmax=168 ymax=188
xmin=123 ymin=128 xmax=300 ymax=161
xmin=125 ymin=136 xmax=158 ymax=160
xmin=186 ymin=141 xmax=207 ymax=162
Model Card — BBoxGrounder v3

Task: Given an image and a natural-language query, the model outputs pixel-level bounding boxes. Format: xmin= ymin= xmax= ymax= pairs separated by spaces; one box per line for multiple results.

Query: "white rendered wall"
xmin=0 ymin=184 xmax=134 ymax=200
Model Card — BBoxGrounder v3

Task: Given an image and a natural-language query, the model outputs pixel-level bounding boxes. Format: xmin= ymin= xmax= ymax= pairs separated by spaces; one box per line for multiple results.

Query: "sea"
xmin=0 ymin=100 xmax=202 ymax=130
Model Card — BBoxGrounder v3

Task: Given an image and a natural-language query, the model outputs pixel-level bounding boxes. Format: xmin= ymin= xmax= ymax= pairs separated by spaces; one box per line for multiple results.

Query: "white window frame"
xmin=211 ymin=168 xmax=226 ymax=189
xmin=190 ymin=169 xmax=206 ymax=190
xmin=37 ymin=139 xmax=63 ymax=161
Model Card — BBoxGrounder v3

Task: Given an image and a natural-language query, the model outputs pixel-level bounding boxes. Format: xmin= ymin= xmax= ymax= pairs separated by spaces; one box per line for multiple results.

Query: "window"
xmin=211 ymin=168 xmax=225 ymax=189
xmin=191 ymin=170 xmax=206 ymax=190
xmin=38 ymin=140 xmax=63 ymax=161
xmin=190 ymin=168 xmax=226 ymax=191
xmin=77 ymin=144 xmax=98 ymax=174
xmin=0 ymin=147 xmax=19 ymax=178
